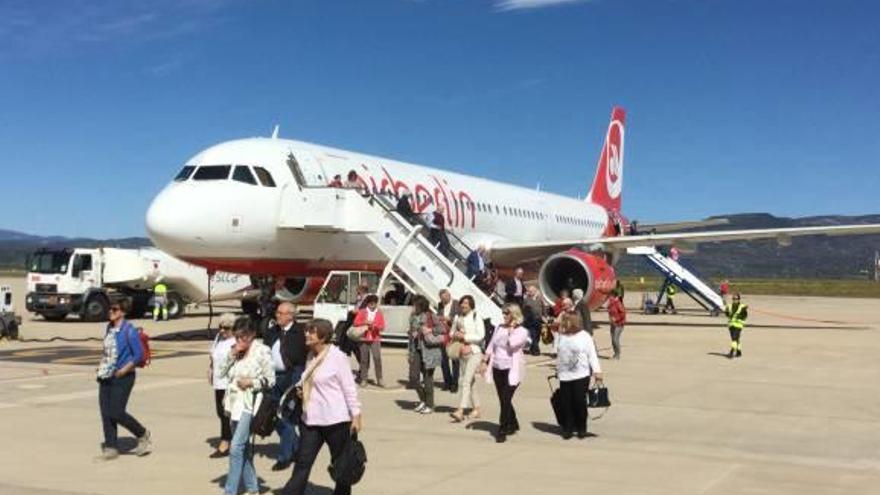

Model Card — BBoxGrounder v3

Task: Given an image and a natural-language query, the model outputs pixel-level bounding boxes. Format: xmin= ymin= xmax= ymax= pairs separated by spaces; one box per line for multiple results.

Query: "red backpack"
xmin=134 ymin=326 xmax=151 ymax=368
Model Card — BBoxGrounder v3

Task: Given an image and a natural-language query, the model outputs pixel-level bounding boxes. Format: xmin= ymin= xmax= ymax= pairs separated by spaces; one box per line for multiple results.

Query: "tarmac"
xmin=1 ymin=275 xmax=879 ymax=494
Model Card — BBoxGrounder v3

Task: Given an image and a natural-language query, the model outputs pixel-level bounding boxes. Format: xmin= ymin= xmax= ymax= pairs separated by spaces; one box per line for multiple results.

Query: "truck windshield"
xmin=28 ymin=251 xmax=72 ymax=274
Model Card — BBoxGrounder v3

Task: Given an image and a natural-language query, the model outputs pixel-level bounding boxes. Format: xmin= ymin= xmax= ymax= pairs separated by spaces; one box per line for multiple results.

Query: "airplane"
xmin=145 ymin=107 xmax=880 ymax=310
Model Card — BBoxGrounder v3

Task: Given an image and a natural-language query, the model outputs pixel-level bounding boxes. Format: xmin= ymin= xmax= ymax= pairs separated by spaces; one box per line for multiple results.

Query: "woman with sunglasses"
xmin=208 ymin=313 xmax=237 ymax=458
xmin=220 ymin=317 xmax=275 ymax=495
xmin=479 ymin=303 xmax=530 ymax=443
xmin=283 ymin=318 xmax=362 ymax=495
xmin=96 ymin=301 xmax=151 ymax=460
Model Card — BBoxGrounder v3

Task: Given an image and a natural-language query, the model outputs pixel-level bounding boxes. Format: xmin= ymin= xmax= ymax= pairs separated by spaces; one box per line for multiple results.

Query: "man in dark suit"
xmin=505 ymin=267 xmax=526 ymax=306
xmin=437 ymin=289 xmax=461 ymax=392
xmin=262 ymin=302 xmax=307 ymax=471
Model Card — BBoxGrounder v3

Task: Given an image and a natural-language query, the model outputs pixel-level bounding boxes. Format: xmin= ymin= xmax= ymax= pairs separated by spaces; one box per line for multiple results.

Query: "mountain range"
xmin=2 ymin=213 xmax=879 ymax=278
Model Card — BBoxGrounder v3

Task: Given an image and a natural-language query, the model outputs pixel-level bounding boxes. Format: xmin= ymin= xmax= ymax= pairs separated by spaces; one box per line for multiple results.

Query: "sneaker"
xmin=727 ymin=350 xmax=735 ymax=359
xmin=495 ymin=433 xmax=507 ymax=443
xmin=413 ymin=402 xmax=426 ymax=413
xmin=133 ymin=430 xmax=152 ymax=456
xmin=97 ymin=447 xmax=119 ymax=461
xmin=577 ymin=431 xmax=588 ymax=439
xmin=419 ymin=407 xmax=433 ymax=415
xmin=561 ymin=431 xmax=573 ymax=440
xmin=736 ymin=349 xmax=742 ymax=357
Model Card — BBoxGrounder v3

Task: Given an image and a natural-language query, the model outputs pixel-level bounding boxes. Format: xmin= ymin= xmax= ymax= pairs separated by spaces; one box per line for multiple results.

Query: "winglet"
xmin=271 ymin=125 xmax=280 ymax=139
xmin=586 ymin=107 xmax=626 ymax=212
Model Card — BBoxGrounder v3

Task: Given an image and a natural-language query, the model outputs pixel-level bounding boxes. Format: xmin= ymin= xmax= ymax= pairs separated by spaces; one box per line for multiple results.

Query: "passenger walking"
xmin=719 ymin=279 xmax=730 ymax=303
xmin=724 ymin=293 xmax=748 ymax=358
xmin=522 ymin=284 xmax=545 ymax=356
xmin=221 ymin=317 xmax=275 ymax=495
xmin=553 ymin=289 xmax=571 ymax=316
xmin=343 ymin=170 xmax=360 ymax=189
xmin=282 ymin=319 xmax=363 ymax=495
xmin=408 ymin=296 xmax=445 ymax=414
xmin=449 ymin=295 xmax=484 ymax=422
xmin=263 ymin=302 xmax=307 ymax=471
xmin=505 ymin=267 xmax=526 ymax=305
xmin=480 ymin=304 xmax=530 ymax=443
xmin=96 ymin=301 xmax=151 ymax=460
xmin=466 ymin=245 xmax=486 ymax=281
xmin=555 ymin=313 xmax=603 ymax=439
xmin=353 ymin=295 xmax=385 ymax=387
xmin=208 ymin=313 xmax=236 ymax=458
xmin=606 ymin=295 xmax=627 ymax=360
xmin=437 ymin=289 xmax=461 ymax=392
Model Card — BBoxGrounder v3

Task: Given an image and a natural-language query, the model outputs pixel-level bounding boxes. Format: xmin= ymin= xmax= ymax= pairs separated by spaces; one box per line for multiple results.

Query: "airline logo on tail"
xmin=588 ymin=106 xmax=626 ymax=212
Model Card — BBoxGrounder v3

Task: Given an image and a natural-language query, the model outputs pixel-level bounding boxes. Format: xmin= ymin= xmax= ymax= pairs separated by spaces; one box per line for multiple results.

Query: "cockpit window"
xmin=254 ymin=167 xmax=276 ymax=187
xmin=174 ymin=165 xmax=195 ymax=181
xmin=193 ymin=165 xmax=231 ymax=181
xmin=232 ymin=166 xmax=258 ymax=185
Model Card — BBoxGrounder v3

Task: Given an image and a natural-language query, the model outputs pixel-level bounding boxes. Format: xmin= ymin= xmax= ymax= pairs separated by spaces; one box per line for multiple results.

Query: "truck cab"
xmin=26 ymin=248 xmax=107 ymax=321
xmin=312 ymin=270 xmax=413 ymax=344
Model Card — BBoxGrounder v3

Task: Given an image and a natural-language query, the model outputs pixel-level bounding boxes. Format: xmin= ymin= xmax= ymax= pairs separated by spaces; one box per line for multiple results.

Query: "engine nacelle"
xmin=538 ymin=249 xmax=616 ymax=311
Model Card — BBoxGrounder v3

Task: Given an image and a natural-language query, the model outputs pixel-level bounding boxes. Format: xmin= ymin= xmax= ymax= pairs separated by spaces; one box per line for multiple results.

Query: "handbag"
xmin=540 ymin=324 xmax=554 ymax=345
xmin=588 ymin=383 xmax=611 ymax=408
xmin=250 ymin=390 xmax=278 ymax=437
xmin=346 ymin=325 xmax=368 ymax=343
xmin=327 ymin=432 xmax=367 ymax=485
xmin=445 ymin=341 xmax=463 ymax=360
xmin=547 ymin=375 xmax=564 ymax=428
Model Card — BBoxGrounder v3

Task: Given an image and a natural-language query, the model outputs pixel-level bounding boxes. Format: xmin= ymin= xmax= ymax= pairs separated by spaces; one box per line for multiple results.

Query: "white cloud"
xmin=494 ymin=0 xmax=591 ymax=12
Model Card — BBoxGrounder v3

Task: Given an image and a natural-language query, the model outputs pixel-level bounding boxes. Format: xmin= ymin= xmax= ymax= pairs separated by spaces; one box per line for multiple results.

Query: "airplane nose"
xmin=145 ymin=186 xmax=196 ymax=253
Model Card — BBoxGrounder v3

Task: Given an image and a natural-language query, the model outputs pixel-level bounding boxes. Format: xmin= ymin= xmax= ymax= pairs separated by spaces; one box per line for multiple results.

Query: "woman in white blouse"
xmin=449 ymin=295 xmax=484 ymax=422
xmin=208 ymin=313 xmax=236 ymax=458
xmin=556 ymin=313 xmax=603 ymax=440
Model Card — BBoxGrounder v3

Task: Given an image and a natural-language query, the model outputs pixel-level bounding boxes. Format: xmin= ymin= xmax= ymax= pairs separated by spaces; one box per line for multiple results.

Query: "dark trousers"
xmin=282 ymin=422 xmax=352 ymax=495
xmin=559 ymin=376 xmax=589 ymax=435
xmin=440 ymin=347 xmax=460 ymax=389
xmin=492 ymin=368 xmax=519 ymax=435
xmin=98 ymin=373 xmax=146 ymax=449
xmin=526 ymin=322 xmax=541 ymax=355
xmin=214 ymin=389 xmax=231 ymax=442
xmin=417 ymin=363 xmax=436 ymax=408
xmin=729 ymin=327 xmax=742 ymax=344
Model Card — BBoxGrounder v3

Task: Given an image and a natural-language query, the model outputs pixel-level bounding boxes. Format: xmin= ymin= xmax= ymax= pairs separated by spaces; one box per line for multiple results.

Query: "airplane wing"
xmin=638 ymin=218 xmax=729 ymax=233
xmin=488 ymin=224 xmax=880 ymax=266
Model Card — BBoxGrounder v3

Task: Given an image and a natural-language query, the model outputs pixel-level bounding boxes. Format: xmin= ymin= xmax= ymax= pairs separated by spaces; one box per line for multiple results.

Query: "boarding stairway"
xmin=626 ymin=246 xmax=724 ymax=314
xmin=278 ymin=185 xmax=503 ymax=325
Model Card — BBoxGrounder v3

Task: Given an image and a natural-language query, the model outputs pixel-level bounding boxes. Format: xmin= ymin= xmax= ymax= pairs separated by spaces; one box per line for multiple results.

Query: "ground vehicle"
xmin=25 ymin=247 xmax=250 ymax=321
xmin=312 ymin=270 xmax=413 ymax=344
xmin=1 ymin=285 xmax=21 ymax=339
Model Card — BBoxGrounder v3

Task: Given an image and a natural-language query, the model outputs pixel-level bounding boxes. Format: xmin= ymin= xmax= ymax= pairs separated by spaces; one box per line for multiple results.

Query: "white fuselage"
xmin=146 ymin=137 xmax=610 ymax=275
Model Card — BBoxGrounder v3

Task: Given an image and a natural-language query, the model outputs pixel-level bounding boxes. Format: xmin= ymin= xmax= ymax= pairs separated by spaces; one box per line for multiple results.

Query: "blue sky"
xmin=1 ymin=0 xmax=878 ymax=238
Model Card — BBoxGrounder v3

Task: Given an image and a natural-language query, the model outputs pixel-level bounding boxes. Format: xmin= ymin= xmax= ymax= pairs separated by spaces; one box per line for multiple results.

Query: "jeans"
xmin=282 ymin=422 xmax=352 ymax=495
xmin=226 ymin=412 xmax=258 ymax=495
xmin=610 ymin=324 xmax=624 ymax=358
xmin=98 ymin=373 xmax=146 ymax=449
xmin=274 ymin=365 xmax=304 ymax=463
xmin=417 ymin=363 xmax=436 ymax=408
xmin=492 ymin=368 xmax=519 ymax=435
xmin=729 ymin=327 xmax=742 ymax=350
xmin=526 ymin=322 xmax=541 ymax=355
xmin=358 ymin=341 xmax=383 ymax=384
xmin=214 ymin=389 xmax=231 ymax=442
xmin=559 ymin=376 xmax=589 ymax=435
xmin=440 ymin=346 xmax=460 ymax=389
xmin=407 ymin=350 xmax=421 ymax=389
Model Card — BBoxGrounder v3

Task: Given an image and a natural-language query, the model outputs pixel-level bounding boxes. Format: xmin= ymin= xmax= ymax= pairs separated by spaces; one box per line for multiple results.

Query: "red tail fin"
xmin=586 ymin=106 xmax=626 ymax=212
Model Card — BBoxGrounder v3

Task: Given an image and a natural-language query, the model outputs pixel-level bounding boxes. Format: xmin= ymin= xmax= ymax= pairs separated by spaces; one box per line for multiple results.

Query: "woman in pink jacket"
xmin=479 ymin=303 xmax=530 ymax=443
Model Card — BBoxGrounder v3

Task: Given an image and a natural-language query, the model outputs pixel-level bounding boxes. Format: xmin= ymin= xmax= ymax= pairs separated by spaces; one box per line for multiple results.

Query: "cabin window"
xmin=174 ymin=165 xmax=195 ymax=181
xmin=232 ymin=166 xmax=258 ymax=185
xmin=254 ymin=167 xmax=276 ymax=187
xmin=193 ymin=165 xmax=231 ymax=181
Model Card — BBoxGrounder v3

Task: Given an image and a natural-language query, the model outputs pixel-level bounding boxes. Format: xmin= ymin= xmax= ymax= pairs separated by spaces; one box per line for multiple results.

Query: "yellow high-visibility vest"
xmin=154 ymin=283 xmax=168 ymax=296
xmin=726 ymin=303 xmax=747 ymax=329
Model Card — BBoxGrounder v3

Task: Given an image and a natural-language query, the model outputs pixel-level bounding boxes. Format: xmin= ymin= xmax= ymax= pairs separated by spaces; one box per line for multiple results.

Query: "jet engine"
xmin=537 ymin=249 xmax=617 ymax=310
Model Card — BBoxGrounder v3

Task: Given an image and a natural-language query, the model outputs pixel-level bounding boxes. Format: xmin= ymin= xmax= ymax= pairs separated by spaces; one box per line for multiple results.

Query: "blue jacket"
xmin=109 ymin=320 xmax=143 ymax=370
xmin=466 ymin=251 xmax=484 ymax=279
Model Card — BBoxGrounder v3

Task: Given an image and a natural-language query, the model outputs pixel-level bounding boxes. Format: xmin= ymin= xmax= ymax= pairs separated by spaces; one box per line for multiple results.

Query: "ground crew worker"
xmin=724 ymin=293 xmax=748 ymax=358
xmin=152 ymin=281 xmax=168 ymax=321
xmin=662 ymin=283 xmax=677 ymax=314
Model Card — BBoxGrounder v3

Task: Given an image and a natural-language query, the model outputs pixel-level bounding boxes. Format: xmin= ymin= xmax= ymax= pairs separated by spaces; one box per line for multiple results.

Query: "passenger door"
xmin=286 ymin=148 xmax=328 ymax=187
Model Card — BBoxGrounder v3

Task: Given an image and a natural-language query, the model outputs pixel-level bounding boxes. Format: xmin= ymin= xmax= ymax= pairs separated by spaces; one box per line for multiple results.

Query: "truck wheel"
xmin=83 ymin=295 xmax=109 ymax=322
xmin=166 ymin=292 xmax=185 ymax=319
xmin=42 ymin=312 xmax=69 ymax=322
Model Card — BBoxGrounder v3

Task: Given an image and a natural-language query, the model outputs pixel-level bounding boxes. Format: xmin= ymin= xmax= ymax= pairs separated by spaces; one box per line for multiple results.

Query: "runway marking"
xmin=0 ymin=378 xmax=201 ymax=410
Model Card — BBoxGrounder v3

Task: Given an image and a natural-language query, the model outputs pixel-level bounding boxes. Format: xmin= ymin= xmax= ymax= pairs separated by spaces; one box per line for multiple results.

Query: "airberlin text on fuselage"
xmin=353 ymin=163 xmax=476 ymax=230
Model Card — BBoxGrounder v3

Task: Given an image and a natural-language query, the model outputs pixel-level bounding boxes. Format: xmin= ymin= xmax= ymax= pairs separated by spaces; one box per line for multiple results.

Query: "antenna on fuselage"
xmin=271 ymin=125 xmax=280 ymax=139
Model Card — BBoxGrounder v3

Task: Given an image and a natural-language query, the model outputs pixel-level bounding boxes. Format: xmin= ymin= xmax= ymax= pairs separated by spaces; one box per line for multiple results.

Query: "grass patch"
xmin=619 ymin=277 xmax=880 ymax=298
